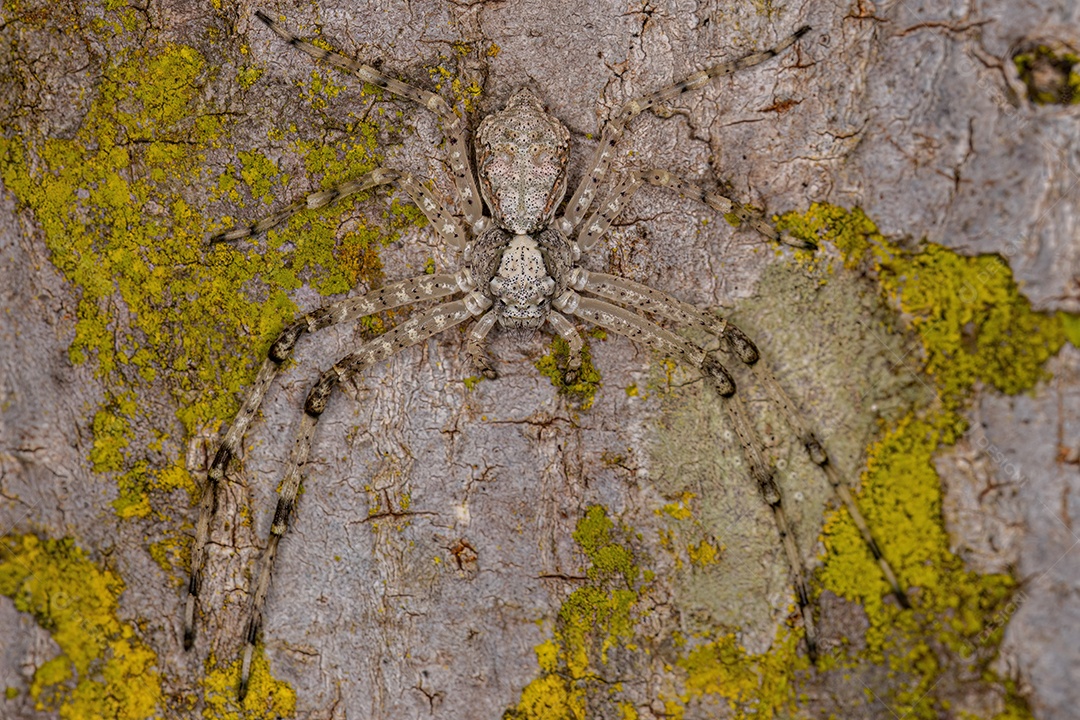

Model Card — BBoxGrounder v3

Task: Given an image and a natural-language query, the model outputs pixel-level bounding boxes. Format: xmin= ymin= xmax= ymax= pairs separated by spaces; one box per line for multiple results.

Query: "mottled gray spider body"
xmin=184 ymin=10 xmax=908 ymax=700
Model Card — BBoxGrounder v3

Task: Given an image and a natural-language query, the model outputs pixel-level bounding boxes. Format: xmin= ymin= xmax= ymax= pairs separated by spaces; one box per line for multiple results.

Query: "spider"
xmin=183 ymin=10 xmax=909 ymax=700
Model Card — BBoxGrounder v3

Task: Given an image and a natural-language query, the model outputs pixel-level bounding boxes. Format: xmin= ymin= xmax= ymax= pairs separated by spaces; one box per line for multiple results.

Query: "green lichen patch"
xmin=201 ymin=650 xmax=297 ymax=719
xmin=1 ymin=27 xmax=421 ymax=524
xmin=776 ymin=202 xmax=877 ymax=266
xmin=677 ymin=631 xmax=804 ymax=719
xmin=874 ymin=243 xmax=1064 ymax=414
xmin=535 ymin=336 xmax=603 ymax=410
xmin=426 ymin=57 xmax=484 ymax=113
xmin=0 ymin=534 xmax=161 ymax=719
xmin=636 ymin=204 xmax=1062 ymax=718
xmin=1 ymin=42 xmax=232 ymax=518
xmin=651 ymin=226 xmax=924 ymax=662
xmin=1060 ymin=310 xmax=1080 ymax=347
xmin=505 ymin=506 xmax=650 ymax=719
xmin=1013 ymin=44 xmax=1080 ymax=105
xmin=784 ymin=204 xmax=1059 ymax=718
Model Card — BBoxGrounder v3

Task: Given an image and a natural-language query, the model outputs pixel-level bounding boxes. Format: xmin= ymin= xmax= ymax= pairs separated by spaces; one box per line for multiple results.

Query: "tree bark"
xmin=1 ymin=1 xmax=1077 ymax=719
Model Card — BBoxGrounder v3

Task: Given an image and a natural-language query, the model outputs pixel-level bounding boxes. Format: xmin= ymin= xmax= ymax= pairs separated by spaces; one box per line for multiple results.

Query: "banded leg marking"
xmin=577 ymin=173 xmax=643 ymax=252
xmin=210 ymin=168 xmax=399 ymax=243
xmin=560 ymin=293 xmax=706 ymax=370
xmin=561 ymin=25 xmax=810 ymax=229
xmin=576 ymin=168 xmax=812 ymax=252
xmin=238 ymin=299 xmax=474 ymax=699
xmin=707 ymin=359 xmax=818 ymax=662
xmin=561 ymin=289 xmax=821 ymax=659
xmin=183 ymin=273 xmax=461 ymax=650
xmin=254 ymin=11 xmax=483 ymax=225
xmin=209 ymin=167 xmax=467 ymax=250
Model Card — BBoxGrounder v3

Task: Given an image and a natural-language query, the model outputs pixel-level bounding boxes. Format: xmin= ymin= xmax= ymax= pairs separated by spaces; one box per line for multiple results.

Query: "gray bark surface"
xmin=1 ymin=1 xmax=1077 ymax=719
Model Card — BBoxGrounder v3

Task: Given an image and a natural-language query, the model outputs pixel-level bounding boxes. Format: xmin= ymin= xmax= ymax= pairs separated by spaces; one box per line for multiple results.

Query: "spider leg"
xmin=554 ymin=291 xmax=819 ymax=660
xmin=576 ymin=168 xmax=811 ymax=253
xmin=546 ymin=311 xmax=585 ymax=383
xmin=209 ymin=167 xmax=468 ymax=250
xmin=237 ymin=298 xmax=475 ymax=700
xmin=254 ymin=10 xmax=484 ymax=226
xmin=743 ymin=362 xmax=911 ymax=608
xmin=574 ymin=269 xmax=910 ymax=608
xmin=638 ymin=169 xmax=812 ymax=250
xmin=183 ymin=272 xmax=465 ymax=650
xmin=466 ymin=309 xmax=499 ymax=379
xmin=560 ymin=25 xmax=810 ymax=229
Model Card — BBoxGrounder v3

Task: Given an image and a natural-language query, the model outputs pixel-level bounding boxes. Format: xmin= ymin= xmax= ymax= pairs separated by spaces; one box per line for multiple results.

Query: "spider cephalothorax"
xmin=185 ymin=12 xmax=909 ymax=702
xmin=475 ymin=89 xmax=572 ymax=235
xmin=468 ymin=89 xmax=575 ymax=329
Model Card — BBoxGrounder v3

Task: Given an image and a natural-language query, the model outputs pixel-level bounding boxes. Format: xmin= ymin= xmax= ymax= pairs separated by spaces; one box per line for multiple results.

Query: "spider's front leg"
xmin=559 ymin=25 xmax=810 ymax=230
xmin=254 ymin=10 xmax=484 ymax=228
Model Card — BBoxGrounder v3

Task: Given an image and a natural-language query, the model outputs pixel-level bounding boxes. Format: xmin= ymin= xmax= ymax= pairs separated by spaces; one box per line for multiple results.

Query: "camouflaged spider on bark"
xmin=184 ymin=10 xmax=909 ymax=700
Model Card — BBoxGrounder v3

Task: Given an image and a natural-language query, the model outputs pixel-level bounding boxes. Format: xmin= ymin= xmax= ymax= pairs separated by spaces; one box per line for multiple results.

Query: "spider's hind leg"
xmin=183 ymin=273 xmax=462 ymax=649
xmin=237 ymin=299 xmax=476 ymax=700
xmin=722 ymin=326 xmax=910 ymax=608
xmin=703 ymin=357 xmax=820 ymax=661
xmin=557 ymin=293 xmax=822 ymax=659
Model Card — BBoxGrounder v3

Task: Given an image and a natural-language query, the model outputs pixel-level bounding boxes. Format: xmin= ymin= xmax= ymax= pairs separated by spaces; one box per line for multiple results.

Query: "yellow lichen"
xmin=678 ymin=631 xmax=804 ymax=717
xmin=587 ymin=204 xmax=1058 ymax=718
xmin=1 ymin=21 xmax=427 ymax=531
xmin=781 ymin=204 xmax=1055 ymax=718
xmin=0 ymin=534 xmax=162 ymax=719
xmin=659 ymin=492 xmax=695 ymax=520
xmin=505 ymin=507 xmax=647 ymax=719
xmin=535 ymin=336 xmax=603 ymax=410
xmin=1013 ymin=44 xmax=1080 ymax=105
xmin=686 ymin=539 xmax=722 ymax=568
xmin=201 ymin=650 xmax=297 ymax=719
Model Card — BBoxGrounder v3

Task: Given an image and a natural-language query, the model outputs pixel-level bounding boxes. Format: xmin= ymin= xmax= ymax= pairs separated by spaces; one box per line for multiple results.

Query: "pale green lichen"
xmin=0 ymin=534 xmax=162 ymax=719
